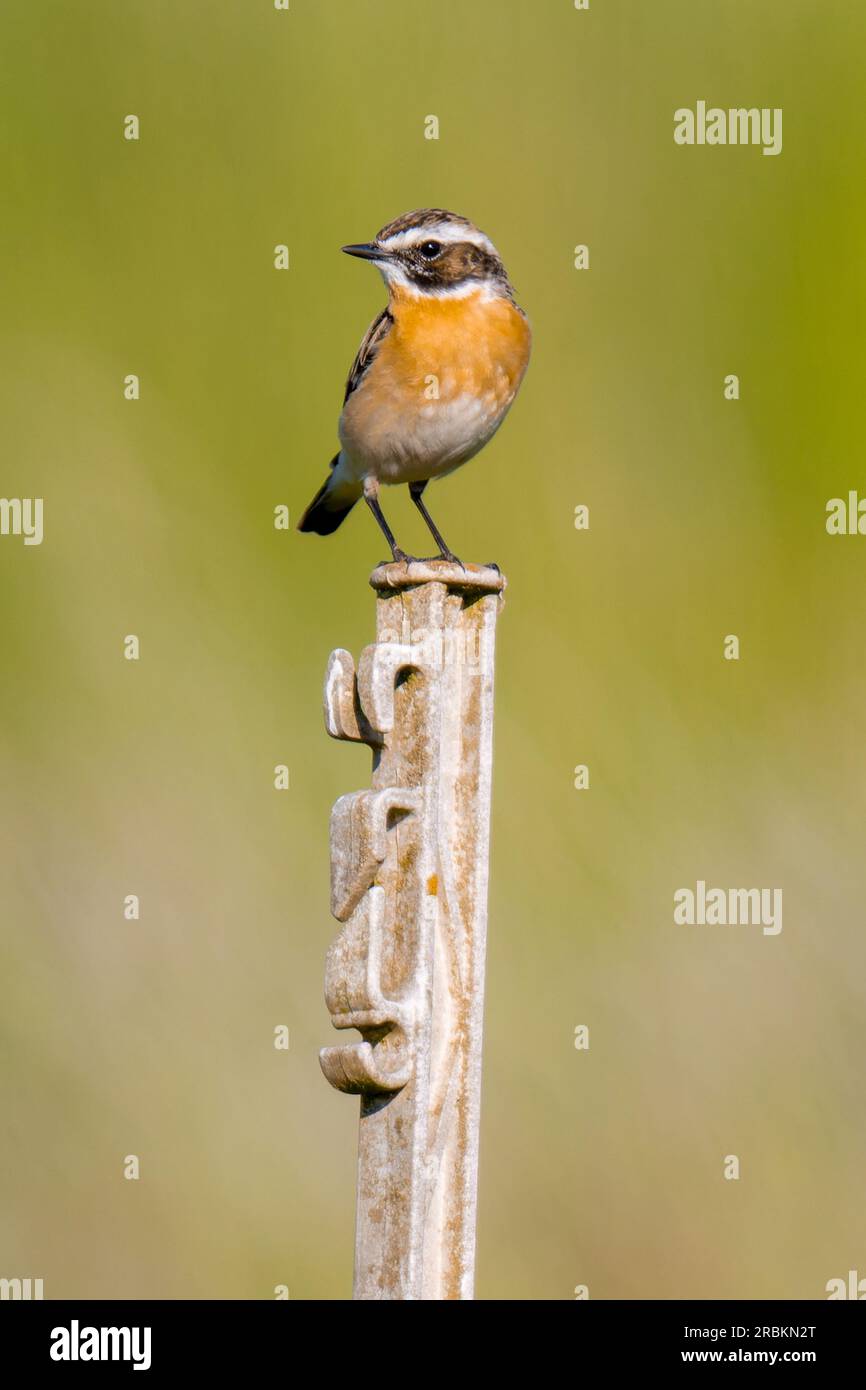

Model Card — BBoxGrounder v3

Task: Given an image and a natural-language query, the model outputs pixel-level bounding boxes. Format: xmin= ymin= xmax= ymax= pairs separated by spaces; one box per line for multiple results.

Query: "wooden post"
xmin=319 ymin=558 xmax=505 ymax=1300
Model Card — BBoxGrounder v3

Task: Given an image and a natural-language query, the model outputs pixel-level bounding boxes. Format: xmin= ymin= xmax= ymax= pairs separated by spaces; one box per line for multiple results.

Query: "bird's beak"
xmin=341 ymin=242 xmax=391 ymax=262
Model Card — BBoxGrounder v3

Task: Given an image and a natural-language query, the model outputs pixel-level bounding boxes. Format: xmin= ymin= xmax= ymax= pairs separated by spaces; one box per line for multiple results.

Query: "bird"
xmin=297 ymin=208 xmax=531 ymax=563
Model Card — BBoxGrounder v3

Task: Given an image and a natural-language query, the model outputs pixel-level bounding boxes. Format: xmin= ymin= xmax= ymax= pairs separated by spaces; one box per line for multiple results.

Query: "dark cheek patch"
xmin=406 ymin=242 xmax=489 ymax=290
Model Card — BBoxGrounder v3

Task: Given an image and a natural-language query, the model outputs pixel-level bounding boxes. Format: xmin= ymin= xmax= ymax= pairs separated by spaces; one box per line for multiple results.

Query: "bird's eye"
xmin=419 ymin=240 xmax=441 ymax=259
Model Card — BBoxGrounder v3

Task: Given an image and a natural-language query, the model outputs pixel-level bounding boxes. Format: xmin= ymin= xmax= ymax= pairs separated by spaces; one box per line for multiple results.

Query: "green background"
xmin=2 ymin=0 xmax=864 ymax=1299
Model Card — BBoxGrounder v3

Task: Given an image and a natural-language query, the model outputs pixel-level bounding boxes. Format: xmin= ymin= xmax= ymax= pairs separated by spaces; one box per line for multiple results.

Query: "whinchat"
xmin=298 ymin=208 xmax=531 ymax=562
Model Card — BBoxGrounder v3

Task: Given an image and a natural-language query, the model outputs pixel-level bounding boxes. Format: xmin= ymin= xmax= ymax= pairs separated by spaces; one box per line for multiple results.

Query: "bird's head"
xmin=341 ymin=208 xmax=514 ymax=301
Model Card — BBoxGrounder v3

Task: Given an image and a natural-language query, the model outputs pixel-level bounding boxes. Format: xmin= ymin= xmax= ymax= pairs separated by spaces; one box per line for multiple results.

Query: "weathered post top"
xmin=319 ymin=557 xmax=505 ymax=1300
xmin=367 ymin=557 xmax=505 ymax=593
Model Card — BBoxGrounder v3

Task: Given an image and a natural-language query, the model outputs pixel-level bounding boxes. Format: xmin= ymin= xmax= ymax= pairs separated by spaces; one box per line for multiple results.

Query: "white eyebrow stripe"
xmin=379 ymin=222 xmax=498 ymax=256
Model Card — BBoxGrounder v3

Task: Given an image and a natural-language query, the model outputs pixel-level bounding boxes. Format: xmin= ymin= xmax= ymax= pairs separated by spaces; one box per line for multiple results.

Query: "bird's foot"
xmin=388 ymin=548 xmax=416 ymax=565
xmin=435 ymin=550 xmax=465 ymax=570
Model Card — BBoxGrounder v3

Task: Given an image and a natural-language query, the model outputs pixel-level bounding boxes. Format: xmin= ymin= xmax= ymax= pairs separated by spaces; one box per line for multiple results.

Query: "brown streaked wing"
xmin=343 ymin=308 xmax=393 ymax=404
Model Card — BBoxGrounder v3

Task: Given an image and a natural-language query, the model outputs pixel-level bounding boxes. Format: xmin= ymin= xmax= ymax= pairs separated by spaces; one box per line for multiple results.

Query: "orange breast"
xmin=379 ymin=287 xmax=532 ymax=404
xmin=339 ymin=287 xmax=531 ymax=481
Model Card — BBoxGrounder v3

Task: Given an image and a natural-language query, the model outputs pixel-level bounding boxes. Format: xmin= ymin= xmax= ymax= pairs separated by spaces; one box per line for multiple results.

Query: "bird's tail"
xmin=297 ymin=455 xmax=362 ymax=536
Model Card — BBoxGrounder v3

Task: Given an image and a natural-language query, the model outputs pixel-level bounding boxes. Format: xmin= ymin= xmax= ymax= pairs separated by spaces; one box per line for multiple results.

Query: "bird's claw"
xmin=438 ymin=551 xmax=465 ymax=570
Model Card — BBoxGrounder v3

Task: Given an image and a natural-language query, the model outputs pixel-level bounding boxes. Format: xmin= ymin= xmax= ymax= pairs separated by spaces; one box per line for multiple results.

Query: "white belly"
xmin=339 ymin=391 xmax=512 ymax=486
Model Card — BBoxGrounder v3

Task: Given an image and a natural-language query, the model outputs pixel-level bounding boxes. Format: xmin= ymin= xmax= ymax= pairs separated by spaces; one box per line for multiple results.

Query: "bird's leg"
xmin=408 ymin=481 xmax=462 ymax=565
xmin=363 ymin=476 xmax=413 ymax=563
